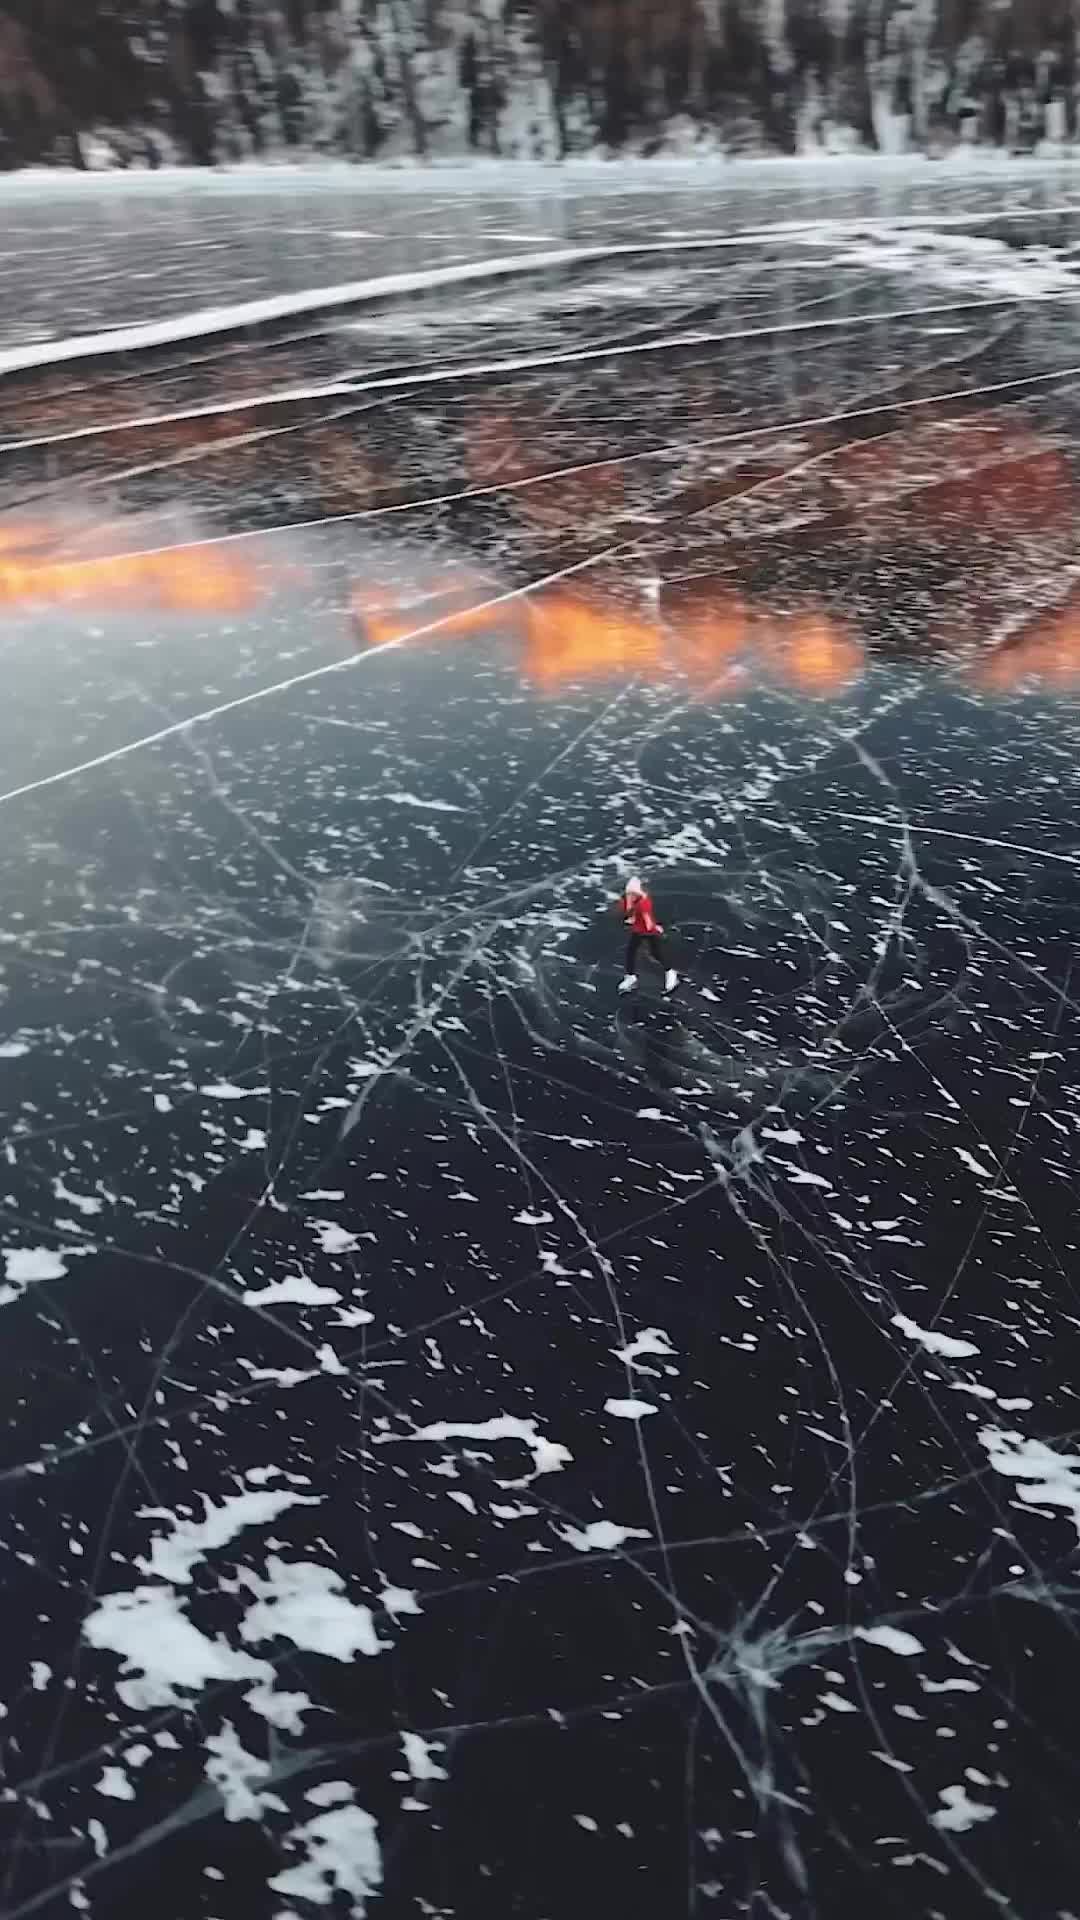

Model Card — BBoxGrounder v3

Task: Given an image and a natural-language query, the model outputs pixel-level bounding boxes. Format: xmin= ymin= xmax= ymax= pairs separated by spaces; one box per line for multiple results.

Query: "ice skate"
xmin=664 ymin=969 xmax=678 ymax=994
xmin=618 ymin=973 xmax=638 ymax=994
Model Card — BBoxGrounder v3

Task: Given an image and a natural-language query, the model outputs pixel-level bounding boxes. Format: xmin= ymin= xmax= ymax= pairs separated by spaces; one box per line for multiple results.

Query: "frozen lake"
xmin=4 ymin=151 xmax=1080 ymax=344
xmin=1 ymin=158 xmax=1080 ymax=1919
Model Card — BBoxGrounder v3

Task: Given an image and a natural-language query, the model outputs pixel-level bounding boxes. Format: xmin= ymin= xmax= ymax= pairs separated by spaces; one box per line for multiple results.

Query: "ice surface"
xmin=3 ymin=159 xmax=1080 ymax=1920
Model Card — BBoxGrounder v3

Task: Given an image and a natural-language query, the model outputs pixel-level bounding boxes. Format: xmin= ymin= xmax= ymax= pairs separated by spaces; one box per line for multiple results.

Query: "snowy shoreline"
xmin=2 ymin=147 xmax=1080 ymax=197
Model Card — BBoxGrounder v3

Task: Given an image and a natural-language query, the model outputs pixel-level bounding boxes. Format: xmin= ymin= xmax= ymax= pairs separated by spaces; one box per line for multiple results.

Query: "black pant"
xmin=626 ymin=933 xmax=668 ymax=974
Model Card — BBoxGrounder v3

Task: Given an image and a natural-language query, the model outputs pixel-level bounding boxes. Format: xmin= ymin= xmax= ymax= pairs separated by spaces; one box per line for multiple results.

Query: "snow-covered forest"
xmin=2 ymin=0 xmax=1079 ymax=169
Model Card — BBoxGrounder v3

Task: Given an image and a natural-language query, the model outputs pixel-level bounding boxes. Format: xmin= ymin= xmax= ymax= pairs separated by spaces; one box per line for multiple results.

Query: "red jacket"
xmin=620 ymin=892 xmax=662 ymax=936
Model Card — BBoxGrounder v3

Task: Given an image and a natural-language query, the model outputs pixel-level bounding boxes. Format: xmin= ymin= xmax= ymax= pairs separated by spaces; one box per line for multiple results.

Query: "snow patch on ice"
xmin=54 ymin=1177 xmax=102 ymax=1216
xmin=891 ymin=1312 xmax=980 ymax=1360
xmin=4 ymin=1246 xmax=70 ymax=1284
xmin=821 ymin=222 xmax=1080 ymax=303
xmin=244 ymin=1681 xmax=314 ymax=1734
xmin=83 ymin=1586 xmax=271 ymax=1709
xmin=930 ymin=1783 xmax=997 ymax=1832
xmin=240 ymin=1557 xmax=386 ymax=1660
xmin=0 ymin=1241 xmax=92 ymax=1305
xmin=244 ymin=1272 xmax=342 ymax=1307
xmin=980 ymin=1427 xmax=1080 ymax=1540
xmin=604 ymin=1397 xmax=659 ymax=1421
xmin=379 ymin=1585 xmax=422 ymax=1618
xmin=384 ymin=791 xmax=464 ymax=812
xmin=95 ymin=1766 xmax=134 ymax=1801
xmin=270 ymin=1798 xmax=382 ymax=1914
xmin=307 ymin=1781 xmax=355 ymax=1807
xmin=397 ymin=1414 xmax=572 ymax=1487
xmin=855 ymin=1624 xmax=926 ymax=1657
xmin=205 ymin=1721 xmax=271 ymax=1822
xmin=558 ymin=1520 xmax=651 ymax=1552
xmin=953 ymin=1146 xmax=996 ymax=1180
xmin=400 ymin=1732 xmax=448 ymax=1782
xmin=313 ymin=1221 xmax=363 ymax=1255
xmin=240 ymin=1361 xmax=317 ymax=1389
xmin=612 ymin=1327 xmax=675 ymax=1367
xmin=135 ymin=1488 xmax=318 ymax=1585
xmin=330 ymin=1300 xmax=375 ymax=1328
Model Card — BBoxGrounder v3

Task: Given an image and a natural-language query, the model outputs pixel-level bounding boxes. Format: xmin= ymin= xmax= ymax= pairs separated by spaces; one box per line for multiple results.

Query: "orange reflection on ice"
xmin=0 ymin=524 xmax=266 ymax=613
xmin=351 ymin=576 xmax=498 ymax=647
xmin=767 ymin=611 xmax=864 ymax=695
xmin=821 ymin=420 xmax=1072 ymax=542
xmin=351 ymin=568 xmax=864 ymax=697
xmin=671 ymin=591 xmax=750 ymax=690
xmin=522 ymin=590 xmax=665 ymax=685
xmin=975 ymin=586 xmax=1080 ymax=691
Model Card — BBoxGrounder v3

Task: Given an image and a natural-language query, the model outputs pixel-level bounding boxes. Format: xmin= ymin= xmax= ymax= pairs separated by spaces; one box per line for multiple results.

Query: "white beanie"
xmin=625 ymin=876 xmax=643 ymax=896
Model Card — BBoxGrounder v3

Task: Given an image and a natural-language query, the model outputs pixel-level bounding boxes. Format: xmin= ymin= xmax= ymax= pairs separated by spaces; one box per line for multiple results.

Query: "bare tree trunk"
xmin=684 ymin=0 xmax=706 ymax=113
xmin=1057 ymin=62 xmax=1077 ymax=141
xmin=910 ymin=39 xmax=928 ymax=143
xmin=483 ymin=13 xmax=502 ymax=154
xmin=388 ymin=0 xmax=427 ymax=155
xmin=851 ymin=0 xmax=882 ymax=149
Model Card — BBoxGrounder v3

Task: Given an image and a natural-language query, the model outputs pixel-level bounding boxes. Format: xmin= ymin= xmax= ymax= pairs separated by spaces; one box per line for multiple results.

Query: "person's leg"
xmin=647 ymin=934 xmax=678 ymax=993
xmin=619 ymin=934 xmax=641 ymax=991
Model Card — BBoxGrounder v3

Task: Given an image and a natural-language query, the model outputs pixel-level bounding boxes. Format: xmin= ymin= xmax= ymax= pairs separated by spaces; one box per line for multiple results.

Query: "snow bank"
xmin=2 ymin=147 xmax=1079 ymax=197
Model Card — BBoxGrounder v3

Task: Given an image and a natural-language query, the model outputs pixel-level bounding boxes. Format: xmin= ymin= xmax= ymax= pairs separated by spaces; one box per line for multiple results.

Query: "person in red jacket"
xmin=615 ymin=876 xmax=678 ymax=994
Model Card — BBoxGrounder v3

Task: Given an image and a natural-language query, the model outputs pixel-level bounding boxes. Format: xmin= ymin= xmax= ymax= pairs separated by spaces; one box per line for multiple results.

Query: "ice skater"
xmin=614 ymin=876 xmax=678 ymax=995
